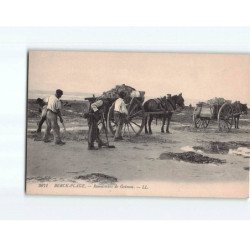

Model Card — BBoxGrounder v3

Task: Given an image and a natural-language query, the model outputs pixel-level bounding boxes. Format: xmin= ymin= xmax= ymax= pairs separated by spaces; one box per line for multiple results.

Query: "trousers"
xmin=44 ymin=110 xmax=61 ymax=143
xmin=87 ymin=115 xmax=103 ymax=147
xmin=37 ymin=105 xmax=47 ymax=132
xmin=114 ymin=112 xmax=125 ymax=138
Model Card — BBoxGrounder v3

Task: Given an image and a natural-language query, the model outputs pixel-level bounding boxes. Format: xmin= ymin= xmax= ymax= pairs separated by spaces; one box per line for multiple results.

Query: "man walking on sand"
xmin=114 ymin=91 xmax=128 ymax=141
xmin=43 ymin=89 xmax=65 ymax=145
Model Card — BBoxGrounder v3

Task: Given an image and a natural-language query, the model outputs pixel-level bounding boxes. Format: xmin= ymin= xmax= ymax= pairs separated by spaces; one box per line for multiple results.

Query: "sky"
xmin=28 ymin=51 xmax=250 ymax=105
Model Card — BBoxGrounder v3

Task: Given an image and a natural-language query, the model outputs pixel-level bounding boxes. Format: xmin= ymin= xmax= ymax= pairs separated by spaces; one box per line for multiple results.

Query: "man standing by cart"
xmin=43 ymin=89 xmax=65 ymax=145
xmin=114 ymin=91 xmax=128 ymax=141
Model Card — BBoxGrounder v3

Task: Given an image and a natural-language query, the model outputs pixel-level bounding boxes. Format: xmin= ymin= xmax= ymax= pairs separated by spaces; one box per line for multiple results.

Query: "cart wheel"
xmin=201 ymin=118 xmax=210 ymax=128
xmin=218 ymin=102 xmax=233 ymax=132
xmin=107 ymin=98 xmax=145 ymax=137
xmin=126 ymin=98 xmax=145 ymax=136
xmin=194 ymin=118 xmax=210 ymax=128
xmin=193 ymin=116 xmax=210 ymax=129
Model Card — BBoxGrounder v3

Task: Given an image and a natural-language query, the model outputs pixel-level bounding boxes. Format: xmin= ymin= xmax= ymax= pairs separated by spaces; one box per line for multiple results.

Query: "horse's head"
xmin=175 ymin=93 xmax=185 ymax=109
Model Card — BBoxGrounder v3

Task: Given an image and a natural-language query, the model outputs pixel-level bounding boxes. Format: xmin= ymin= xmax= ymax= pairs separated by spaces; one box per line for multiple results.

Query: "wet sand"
xmin=26 ymin=100 xmax=250 ymax=198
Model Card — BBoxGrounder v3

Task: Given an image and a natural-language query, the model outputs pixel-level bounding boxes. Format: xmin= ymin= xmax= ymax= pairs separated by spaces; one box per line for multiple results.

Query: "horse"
xmin=232 ymin=102 xmax=248 ymax=129
xmin=143 ymin=93 xmax=185 ymax=134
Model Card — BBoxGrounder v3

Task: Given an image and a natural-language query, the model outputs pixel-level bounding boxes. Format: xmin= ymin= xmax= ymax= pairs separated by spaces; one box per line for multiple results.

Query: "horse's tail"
xmin=144 ymin=114 xmax=148 ymax=133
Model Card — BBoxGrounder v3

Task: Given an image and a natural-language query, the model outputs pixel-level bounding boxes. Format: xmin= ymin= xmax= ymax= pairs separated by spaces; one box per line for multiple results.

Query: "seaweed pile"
xmin=159 ymin=151 xmax=225 ymax=164
xmin=75 ymin=173 xmax=118 ymax=184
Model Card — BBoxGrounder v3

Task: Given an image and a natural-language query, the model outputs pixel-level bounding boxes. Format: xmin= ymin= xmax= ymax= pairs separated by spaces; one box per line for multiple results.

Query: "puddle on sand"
xmin=159 ymin=151 xmax=225 ymax=164
xmin=229 ymin=147 xmax=250 ymax=158
xmin=182 ymin=141 xmax=250 ymax=157
xmin=193 ymin=141 xmax=230 ymax=154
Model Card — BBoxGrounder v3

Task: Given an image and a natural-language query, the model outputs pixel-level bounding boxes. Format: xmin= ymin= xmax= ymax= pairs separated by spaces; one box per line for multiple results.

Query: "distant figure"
xmin=114 ymin=91 xmax=128 ymax=141
xmin=43 ymin=89 xmax=65 ymax=145
xmin=36 ymin=97 xmax=48 ymax=133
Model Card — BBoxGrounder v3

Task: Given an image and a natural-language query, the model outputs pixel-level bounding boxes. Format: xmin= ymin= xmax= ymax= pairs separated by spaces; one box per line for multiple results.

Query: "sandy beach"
xmin=26 ymin=99 xmax=250 ymax=198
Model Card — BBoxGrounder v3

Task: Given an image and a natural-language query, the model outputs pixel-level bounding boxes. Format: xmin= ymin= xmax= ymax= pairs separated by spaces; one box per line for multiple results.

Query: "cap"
xmin=56 ymin=89 xmax=63 ymax=96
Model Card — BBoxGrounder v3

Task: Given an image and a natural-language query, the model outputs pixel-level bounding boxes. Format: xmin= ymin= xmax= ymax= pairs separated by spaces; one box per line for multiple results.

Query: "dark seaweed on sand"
xmin=159 ymin=151 xmax=225 ymax=164
xmin=75 ymin=173 xmax=117 ymax=184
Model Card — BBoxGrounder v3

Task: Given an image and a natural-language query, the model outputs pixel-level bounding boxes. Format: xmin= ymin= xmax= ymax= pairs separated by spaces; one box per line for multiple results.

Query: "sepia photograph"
xmin=26 ymin=51 xmax=250 ymax=197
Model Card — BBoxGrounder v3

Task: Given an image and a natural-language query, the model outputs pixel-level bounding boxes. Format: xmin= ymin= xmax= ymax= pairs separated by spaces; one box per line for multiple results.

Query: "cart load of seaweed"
xmin=196 ymin=97 xmax=231 ymax=107
xmin=206 ymin=97 xmax=231 ymax=106
xmin=99 ymin=84 xmax=145 ymax=103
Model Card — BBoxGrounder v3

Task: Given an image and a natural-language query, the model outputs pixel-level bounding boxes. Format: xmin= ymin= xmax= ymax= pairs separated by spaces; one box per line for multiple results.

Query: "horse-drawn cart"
xmin=193 ymin=100 xmax=237 ymax=131
xmin=83 ymin=84 xmax=185 ymax=137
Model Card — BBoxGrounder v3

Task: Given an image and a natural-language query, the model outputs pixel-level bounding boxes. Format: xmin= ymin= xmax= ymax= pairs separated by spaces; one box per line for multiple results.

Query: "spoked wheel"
xmin=125 ymin=98 xmax=145 ymax=137
xmin=193 ymin=116 xmax=210 ymax=129
xmin=107 ymin=98 xmax=145 ymax=137
xmin=218 ymin=102 xmax=233 ymax=132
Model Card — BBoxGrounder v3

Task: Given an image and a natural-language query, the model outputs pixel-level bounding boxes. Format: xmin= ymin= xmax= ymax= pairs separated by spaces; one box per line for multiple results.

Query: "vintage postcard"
xmin=26 ymin=51 xmax=250 ymax=198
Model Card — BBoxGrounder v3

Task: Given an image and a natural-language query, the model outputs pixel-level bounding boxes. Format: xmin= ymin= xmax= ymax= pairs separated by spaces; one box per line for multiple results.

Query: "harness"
xmin=154 ymin=98 xmax=164 ymax=109
xmin=166 ymin=98 xmax=175 ymax=110
xmin=154 ymin=98 xmax=175 ymax=111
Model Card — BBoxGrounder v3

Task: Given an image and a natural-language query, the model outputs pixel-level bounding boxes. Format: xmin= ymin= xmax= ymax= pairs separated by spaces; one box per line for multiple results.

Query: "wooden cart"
xmin=83 ymin=85 xmax=146 ymax=138
xmin=193 ymin=101 xmax=235 ymax=131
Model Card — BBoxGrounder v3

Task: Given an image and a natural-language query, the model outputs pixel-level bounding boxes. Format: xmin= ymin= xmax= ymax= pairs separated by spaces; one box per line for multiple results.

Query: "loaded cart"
xmin=83 ymin=83 xmax=180 ymax=138
xmin=82 ymin=84 xmax=146 ymax=138
xmin=193 ymin=99 xmax=235 ymax=132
